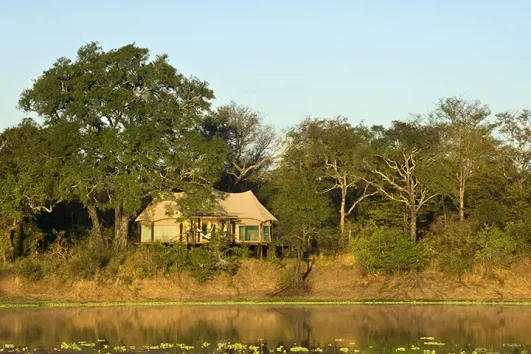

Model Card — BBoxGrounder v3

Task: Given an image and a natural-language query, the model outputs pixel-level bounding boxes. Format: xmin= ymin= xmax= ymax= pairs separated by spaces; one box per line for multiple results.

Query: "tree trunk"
xmin=6 ymin=218 xmax=17 ymax=262
xmin=409 ymin=204 xmax=417 ymax=242
xmin=113 ymin=203 xmax=129 ymax=251
xmin=459 ymin=169 xmax=465 ymax=222
xmin=339 ymin=185 xmax=347 ymax=242
xmin=114 ymin=205 xmax=122 ymax=244
xmin=87 ymin=203 xmax=104 ymax=249
xmin=16 ymin=222 xmax=24 ymax=256
xmin=293 ymin=246 xmax=303 ymax=285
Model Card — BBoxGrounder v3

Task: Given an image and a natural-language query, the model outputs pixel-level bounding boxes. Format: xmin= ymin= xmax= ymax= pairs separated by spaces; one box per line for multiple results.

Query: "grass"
xmin=3 ymin=299 xmax=531 ymax=309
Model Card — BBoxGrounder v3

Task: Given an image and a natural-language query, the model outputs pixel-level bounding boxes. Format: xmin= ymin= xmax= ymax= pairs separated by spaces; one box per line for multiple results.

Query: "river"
xmin=0 ymin=304 xmax=529 ymax=353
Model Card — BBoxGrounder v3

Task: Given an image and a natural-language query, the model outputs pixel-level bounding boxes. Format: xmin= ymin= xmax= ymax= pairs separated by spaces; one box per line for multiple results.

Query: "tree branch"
xmin=346 ymin=183 xmax=379 ymax=215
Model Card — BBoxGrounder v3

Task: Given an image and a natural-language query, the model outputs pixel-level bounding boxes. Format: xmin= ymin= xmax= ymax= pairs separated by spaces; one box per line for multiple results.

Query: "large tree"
xmin=201 ymin=101 xmax=280 ymax=192
xmin=19 ymin=42 xmax=224 ymax=250
xmin=368 ymin=121 xmax=449 ymax=241
xmin=287 ymin=117 xmax=377 ymax=242
xmin=434 ymin=97 xmax=495 ymax=222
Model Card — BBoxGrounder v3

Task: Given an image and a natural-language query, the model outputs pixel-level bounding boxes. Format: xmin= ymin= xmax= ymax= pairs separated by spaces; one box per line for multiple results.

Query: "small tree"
xmin=269 ymin=138 xmax=333 ymax=287
xmin=0 ymin=120 xmax=67 ymax=260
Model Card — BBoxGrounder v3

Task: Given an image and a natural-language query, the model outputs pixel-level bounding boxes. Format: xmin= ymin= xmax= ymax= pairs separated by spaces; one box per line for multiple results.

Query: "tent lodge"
xmin=135 ymin=190 xmax=277 ymax=245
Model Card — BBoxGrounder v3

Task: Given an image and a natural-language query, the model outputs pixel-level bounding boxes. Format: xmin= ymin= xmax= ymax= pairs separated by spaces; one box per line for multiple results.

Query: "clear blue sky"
xmin=1 ymin=0 xmax=530 ymax=131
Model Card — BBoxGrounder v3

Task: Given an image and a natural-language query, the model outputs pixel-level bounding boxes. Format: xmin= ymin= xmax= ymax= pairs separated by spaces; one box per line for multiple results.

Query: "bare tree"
xmin=204 ymin=102 xmax=282 ymax=186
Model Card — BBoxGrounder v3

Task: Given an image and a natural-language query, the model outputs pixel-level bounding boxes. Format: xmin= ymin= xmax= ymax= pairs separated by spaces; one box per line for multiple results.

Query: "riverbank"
xmin=2 ymin=256 xmax=531 ymax=304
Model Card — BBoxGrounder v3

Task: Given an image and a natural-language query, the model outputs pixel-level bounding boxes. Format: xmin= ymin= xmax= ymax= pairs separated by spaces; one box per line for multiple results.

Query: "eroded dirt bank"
xmin=1 ymin=256 xmax=531 ymax=302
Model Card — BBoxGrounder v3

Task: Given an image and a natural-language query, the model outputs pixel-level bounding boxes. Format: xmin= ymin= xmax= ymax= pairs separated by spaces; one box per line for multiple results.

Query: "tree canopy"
xmin=1 ymin=41 xmax=531 ymax=271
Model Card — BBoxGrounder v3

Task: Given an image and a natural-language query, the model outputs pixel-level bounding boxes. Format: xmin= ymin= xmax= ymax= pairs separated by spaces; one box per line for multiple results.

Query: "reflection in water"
xmin=0 ymin=305 xmax=530 ymax=351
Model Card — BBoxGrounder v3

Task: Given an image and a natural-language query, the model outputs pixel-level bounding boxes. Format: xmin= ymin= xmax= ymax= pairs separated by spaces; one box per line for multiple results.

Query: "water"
xmin=0 ymin=305 xmax=530 ymax=353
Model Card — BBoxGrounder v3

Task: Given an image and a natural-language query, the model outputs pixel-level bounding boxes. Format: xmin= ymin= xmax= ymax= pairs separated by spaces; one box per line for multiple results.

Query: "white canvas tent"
xmin=135 ymin=190 xmax=276 ymax=244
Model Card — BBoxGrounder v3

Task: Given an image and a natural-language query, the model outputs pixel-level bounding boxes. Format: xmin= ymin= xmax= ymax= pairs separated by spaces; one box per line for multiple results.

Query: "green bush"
xmin=475 ymin=227 xmax=517 ymax=269
xmin=352 ymin=227 xmax=431 ymax=274
xmin=153 ymin=243 xmax=189 ymax=274
xmin=427 ymin=220 xmax=518 ymax=276
xmin=123 ymin=243 xmax=191 ymax=278
xmin=426 ymin=220 xmax=478 ymax=278
xmin=188 ymin=247 xmax=219 ymax=282
xmin=68 ymin=244 xmax=112 ymax=280
xmin=14 ymin=257 xmax=44 ymax=281
xmin=123 ymin=246 xmax=159 ymax=278
xmin=506 ymin=220 xmax=531 ymax=255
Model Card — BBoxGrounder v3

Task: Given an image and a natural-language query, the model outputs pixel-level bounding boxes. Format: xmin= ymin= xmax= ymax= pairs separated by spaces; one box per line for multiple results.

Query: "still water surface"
xmin=0 ymin=305 xmax=530 ymax=353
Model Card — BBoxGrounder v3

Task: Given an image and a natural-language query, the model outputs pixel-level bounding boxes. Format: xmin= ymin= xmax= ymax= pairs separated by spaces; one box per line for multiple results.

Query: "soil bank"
xmin=2 ymin=255 xmax=531 ymax=302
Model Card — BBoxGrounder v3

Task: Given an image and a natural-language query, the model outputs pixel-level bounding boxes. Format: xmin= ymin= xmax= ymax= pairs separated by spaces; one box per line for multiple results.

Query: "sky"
xmin=1 ymin=0 xmax=530 ymax=131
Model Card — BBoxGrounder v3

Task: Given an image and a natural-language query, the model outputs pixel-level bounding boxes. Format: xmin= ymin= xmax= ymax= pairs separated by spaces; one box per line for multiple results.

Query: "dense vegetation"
xmin=1 ymin=42 xmax=530 ymax=285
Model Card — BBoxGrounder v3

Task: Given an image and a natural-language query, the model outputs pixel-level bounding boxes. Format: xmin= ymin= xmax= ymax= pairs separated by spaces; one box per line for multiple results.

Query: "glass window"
xmin=141 ymin=224 xmax=152 ymax=242
xmin=239 ymin=225 xmax=259 ymax=241
xmin=263 ymin=226 xmax=271 ymax=241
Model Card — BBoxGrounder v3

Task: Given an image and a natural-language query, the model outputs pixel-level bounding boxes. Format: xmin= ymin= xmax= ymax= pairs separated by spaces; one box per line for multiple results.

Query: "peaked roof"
xmin=135 ymin=190 xmax=277 ymax=223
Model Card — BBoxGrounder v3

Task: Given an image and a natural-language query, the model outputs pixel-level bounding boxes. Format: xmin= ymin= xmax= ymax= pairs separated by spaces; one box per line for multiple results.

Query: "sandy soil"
xmin=1 ymin=256 xmax=531 ymax=302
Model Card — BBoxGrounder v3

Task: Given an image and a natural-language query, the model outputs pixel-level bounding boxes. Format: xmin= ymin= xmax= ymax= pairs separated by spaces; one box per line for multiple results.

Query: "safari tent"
xmin=135 ymin=190 xmax=277 ymax=245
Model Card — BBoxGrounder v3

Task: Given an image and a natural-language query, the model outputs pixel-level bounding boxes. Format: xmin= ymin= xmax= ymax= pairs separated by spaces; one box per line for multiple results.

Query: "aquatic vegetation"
xmin=0 ymin=335 xmax=527 ymax=354
xmin=503 ymin=343 xmax=523 ymax=348
xmin=423 ymin=341 xmax=445 ymax=346
xmin=3 ymin=299 xmax=531 ymax=309
xmin=60 ymin=342 xmax=82 ymax=351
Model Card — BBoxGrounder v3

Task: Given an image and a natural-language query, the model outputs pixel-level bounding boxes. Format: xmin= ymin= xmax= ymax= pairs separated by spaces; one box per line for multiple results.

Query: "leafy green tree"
xmin=434 ymin=97 xmax=495 ymax=222
xmin=0 ymin=120 xmax=67 ymax=260
xmin=269 ymin=133 xmax=333 ymax=285
xmin=495 ymin=110 xmax=531 ymax=214
xmin=284 ymin=117 xmax=377 ymax=244
xmin=19 ymin=42 xmax=223 ymax=251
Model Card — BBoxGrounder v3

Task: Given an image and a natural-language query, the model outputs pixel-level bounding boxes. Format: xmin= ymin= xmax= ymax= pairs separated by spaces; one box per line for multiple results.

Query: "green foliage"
xmin=470 ymin=199 xmax=508 ymax=227
xmin=121 ymin=238 xmax=244 ymax=282
xmin=13 ymin=257 xmax=44 ymax=282
xmin=68 ymin=244 xmax=113 ymax=280
xmin=17 ymin=42 xmax=225 ymax=251
xmin=352 ymin=227 xmax=431 ymax=274
xmin=427 ymin=220 xmax=478 ymax=277
xmin=475 ymin=227 xmax=517 ymax=268
xmin=506 ymin=219 xmax=531 ymax=254
xmin=188 ymin=247 xmax=219 ymax=282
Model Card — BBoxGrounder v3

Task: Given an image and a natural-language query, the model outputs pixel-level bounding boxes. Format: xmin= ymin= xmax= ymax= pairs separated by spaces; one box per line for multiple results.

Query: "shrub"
xmin=352 ymin=227 xmax=431 ymax=274
xmin=188 ymin=247 xmax=219 ymax=282
xmin=122 ymin=246 xmax=159 ymax=278
xmin=14 ymin=257 xmax=44 ymax=281
xmin=506 ymin=220 xmax=531 ymax=255
xmin=475 ymin=227 xmax=517 ymax=269
xmin=153 ymin=243 xmax=189 ymax=274
xmin=68 ymin=244 xmax=112 ymax=280
xmin=426 ymin=220 xmax=478 ymax=278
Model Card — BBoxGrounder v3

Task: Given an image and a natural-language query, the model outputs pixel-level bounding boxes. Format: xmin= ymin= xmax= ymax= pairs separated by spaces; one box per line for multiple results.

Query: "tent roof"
xmin=135 ymin=190 xmax=277 ymax=223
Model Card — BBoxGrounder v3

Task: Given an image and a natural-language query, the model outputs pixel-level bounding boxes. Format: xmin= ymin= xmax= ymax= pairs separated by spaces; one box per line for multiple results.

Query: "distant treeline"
xmin=1 ymin=42 xmax=530 ymax=283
